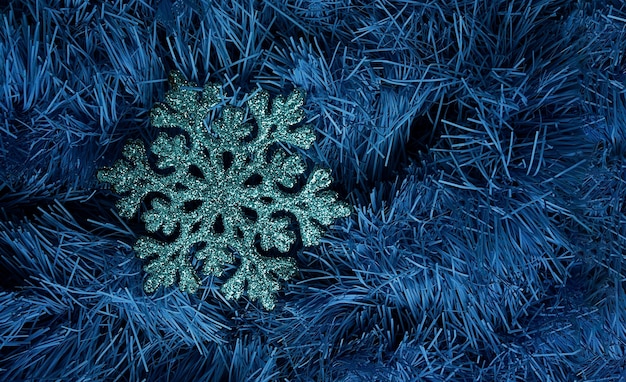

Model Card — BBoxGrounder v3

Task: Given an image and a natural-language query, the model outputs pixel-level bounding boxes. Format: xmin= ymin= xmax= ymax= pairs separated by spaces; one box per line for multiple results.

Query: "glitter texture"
xmin=97 ymin=71 xmax=351 ymax=310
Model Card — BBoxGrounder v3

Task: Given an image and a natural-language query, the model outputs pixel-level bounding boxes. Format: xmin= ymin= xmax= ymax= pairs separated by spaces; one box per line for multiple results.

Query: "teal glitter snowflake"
xmin=98 ymin=71 xmax=350 ymax=310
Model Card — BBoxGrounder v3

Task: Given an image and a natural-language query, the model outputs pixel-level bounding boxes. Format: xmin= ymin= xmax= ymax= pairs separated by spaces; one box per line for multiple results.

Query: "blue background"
xmin=1 ymin=0 xmax=626 ymax=380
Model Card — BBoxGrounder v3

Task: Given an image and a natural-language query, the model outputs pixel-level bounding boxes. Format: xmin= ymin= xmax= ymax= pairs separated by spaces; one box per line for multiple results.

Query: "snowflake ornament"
xmin=98 ymin=71 xmax=350 ymax=310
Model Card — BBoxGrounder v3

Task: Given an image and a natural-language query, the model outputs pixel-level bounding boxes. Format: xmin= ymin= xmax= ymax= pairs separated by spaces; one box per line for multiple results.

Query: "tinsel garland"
xmin=1 ymin=0 xmax=626 ymax=380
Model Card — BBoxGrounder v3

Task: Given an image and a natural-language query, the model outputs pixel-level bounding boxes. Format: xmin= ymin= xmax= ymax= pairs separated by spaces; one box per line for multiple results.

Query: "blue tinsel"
xmin=1 ymin=0 xmax=626 ymax=380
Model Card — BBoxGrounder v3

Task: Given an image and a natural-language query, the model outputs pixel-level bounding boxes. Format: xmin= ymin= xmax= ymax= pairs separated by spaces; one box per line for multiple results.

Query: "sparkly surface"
xmin=98 ymin=71 xmax=351 ymax=310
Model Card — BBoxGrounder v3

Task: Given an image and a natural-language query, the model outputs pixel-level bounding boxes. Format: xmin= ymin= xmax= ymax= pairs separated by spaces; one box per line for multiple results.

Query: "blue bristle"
xmin=2 ymin=0 xmax=626 ymax=380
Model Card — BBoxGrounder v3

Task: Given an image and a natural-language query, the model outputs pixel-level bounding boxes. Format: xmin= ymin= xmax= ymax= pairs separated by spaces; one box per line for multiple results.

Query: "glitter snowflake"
xmin=98 ymin=71 xmax=350 ymax=310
